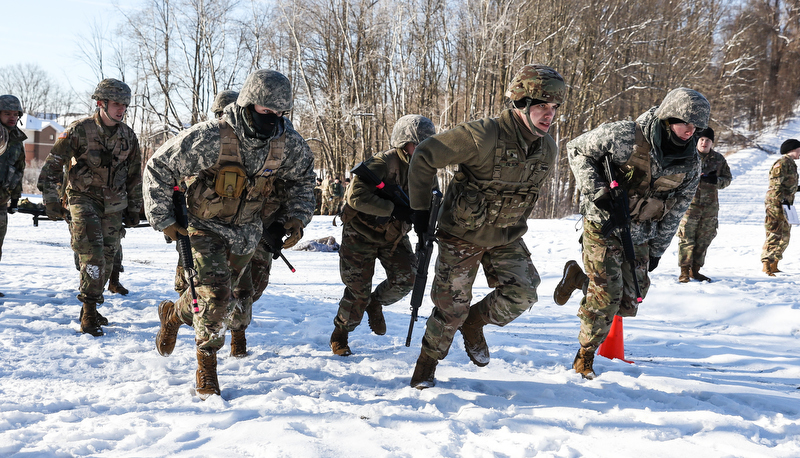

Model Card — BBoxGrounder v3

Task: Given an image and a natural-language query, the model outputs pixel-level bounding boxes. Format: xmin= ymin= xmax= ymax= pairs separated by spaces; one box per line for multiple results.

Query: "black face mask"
xmin=249 ymin=106 xmax=282 ymax=138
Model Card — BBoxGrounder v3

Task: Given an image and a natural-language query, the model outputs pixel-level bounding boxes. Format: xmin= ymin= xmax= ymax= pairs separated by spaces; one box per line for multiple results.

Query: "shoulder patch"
xmin=58 ymin=131 xmax=69 ymax=139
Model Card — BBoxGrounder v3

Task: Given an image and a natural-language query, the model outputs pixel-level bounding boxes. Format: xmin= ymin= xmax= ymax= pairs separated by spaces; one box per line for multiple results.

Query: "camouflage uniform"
xmin=0 ymin=95 xmax=27 ymax=265
xmin=313 ymin=180 xmax=323 ymax=215
xmin=677 ymin=145 xmax=732 ymax=270
xmin=144 ymin=71 xmax=315 ymax=353
xmin=332 ymin=115 xmax=436 ymax=345
xmin=568 ymin=88 xmax=708 ymax=362
xmin=409 ymin=108 xmax=559 ymax=361
xmin=761 ymin=154 xmax=798 ymax=264
xmin=38 ymin=95 xmax=142 ymax=312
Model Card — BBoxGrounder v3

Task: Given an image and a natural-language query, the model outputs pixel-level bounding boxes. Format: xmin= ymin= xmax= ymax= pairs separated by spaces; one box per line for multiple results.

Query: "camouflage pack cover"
xmin=236 ymin=70 xmax=293 ymax=112
xmin=0 ymin=95 xmax=23 ymax=114
xmin=91 ymin=79 xmax=132 ymax=106
xmin=390 ymin=115 xmax=436 ymax=148
xmin=653 ymin=87 xmax=710 ymax=130
xmin=505 ymin=64 xmax=566 ymax=104
xmin=212 ymin=90 xmax=239 ymax=114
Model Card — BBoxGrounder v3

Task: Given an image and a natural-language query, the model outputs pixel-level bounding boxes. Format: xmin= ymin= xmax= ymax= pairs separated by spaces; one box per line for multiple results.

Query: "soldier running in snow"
xmin=761 ymin=138 xmax=800 ymax=276
xmin=406 ymin=64 xmax=566 ymax=389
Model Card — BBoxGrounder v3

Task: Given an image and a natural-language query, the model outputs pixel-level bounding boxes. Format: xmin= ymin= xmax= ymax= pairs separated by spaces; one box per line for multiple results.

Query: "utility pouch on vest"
xmin=215 ymin=164 xmax=247 ymax=198
xmin=451 ymin=171 xmax=487 ymax=231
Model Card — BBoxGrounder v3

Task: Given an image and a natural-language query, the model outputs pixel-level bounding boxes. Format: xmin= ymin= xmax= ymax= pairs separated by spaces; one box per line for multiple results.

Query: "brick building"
xmin=20 ymin=113 xmax=64 ymax=164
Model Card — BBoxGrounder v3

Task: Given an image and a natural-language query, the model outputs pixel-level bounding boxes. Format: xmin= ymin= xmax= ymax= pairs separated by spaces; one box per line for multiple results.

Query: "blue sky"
xmin=6 ymin=0 xmax=121 ymax=96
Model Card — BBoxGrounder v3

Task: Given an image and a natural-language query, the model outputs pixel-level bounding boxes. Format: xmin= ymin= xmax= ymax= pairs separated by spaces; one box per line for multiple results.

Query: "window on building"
xmin=50 ymin=135 xmax=54 ymax=140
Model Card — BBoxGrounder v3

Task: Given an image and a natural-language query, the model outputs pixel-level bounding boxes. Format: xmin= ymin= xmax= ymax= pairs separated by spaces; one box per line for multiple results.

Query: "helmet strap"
xmin=522 ymin=99 xmax=548 ymax=137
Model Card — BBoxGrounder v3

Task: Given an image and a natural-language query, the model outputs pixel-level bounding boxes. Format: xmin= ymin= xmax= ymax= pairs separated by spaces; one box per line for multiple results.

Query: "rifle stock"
xmin=172 ymin=186 xmax=200 ymax=313
xmin=602 ymin=155 xmax=643 ymax=303
xmin=350 ymin=161 xmax=411 ymax=210
xmin=405 ymin=189 xmax=443 ymax=347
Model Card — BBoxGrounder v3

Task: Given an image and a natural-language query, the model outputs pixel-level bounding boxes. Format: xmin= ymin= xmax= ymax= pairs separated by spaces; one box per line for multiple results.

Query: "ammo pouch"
xmin=215 ymin=164 xmax=247 ymax=198
xmin=451 ymin=168 xmax=538 ymax=230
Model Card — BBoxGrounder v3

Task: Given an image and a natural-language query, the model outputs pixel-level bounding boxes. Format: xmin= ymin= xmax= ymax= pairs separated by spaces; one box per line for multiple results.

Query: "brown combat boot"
xmin=230 ymin=329 xmax=247 ymax=358
xmin=573 ymin=347 xmax=596 ymax=380
xmin=156 ymin=300 xmax=182 ymax=356
xmin=763 ymin=261 xmax=776 ymax=277
xmin=80 ymin=302 xmax=104 ymax=337
xmin=460 ymin=306 xmax=490 ymax=367
xmin=678 ymin=266 xmax=691 ymax=283
xmin=80 ymin=306 xmax=109 ymax=326
xmin=196 ymin=348 xmax=221 ymax=400
xmin=365 ymin=300 xmax=386 ymax=336
xmin=691 ymin=265 xmax=711 ymax=282
xmin=553 ymin=260 xmax=589 ymax=305
xmin=410 ymin=350 xmax=438 ymax=389
xmin=330 ymin=327 xmax=352 ymax=356
xmin=771 ymin=260 xmax=782 ymax=274
xmin=107 ymin=266 xmax=129 ymax=295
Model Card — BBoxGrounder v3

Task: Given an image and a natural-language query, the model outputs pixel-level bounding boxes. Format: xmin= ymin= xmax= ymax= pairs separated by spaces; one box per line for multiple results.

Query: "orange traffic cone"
xmin=597 ymin=315 xmax=633 ymax=363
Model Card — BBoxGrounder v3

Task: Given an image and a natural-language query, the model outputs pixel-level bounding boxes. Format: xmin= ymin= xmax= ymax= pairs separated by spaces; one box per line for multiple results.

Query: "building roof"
xmin=20 ymin=113 xmax=64 ymax=133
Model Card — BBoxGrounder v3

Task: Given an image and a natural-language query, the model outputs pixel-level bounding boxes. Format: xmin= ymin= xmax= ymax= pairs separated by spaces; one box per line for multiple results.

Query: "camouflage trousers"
xmin=577 ymin=220 xmax=651 ymax=351
xmin=421 ymin=231 xmax=539 ymax=360
xmin=174 ymin=229 xmax=254 ymax=351
xmin=322 ymin=196 xmax=342 ymax=216
xmin=334 ymin=223 xmax=415 ymax=331
xmin=249 ymin=235 xmax=275 ymax=304
xmin=761 ymin=202 xmax=791 ymax=262
xmin=0 ymin=204 xmax=6 ymax=261
xmin=69 ymin=198 xmax=124 ymax=304
xmin=677 ymin=207 xmax=718 ymax=268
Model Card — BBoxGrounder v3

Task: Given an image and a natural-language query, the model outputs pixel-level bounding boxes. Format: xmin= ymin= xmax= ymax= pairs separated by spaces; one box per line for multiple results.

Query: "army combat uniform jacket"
xmin=0 ymin=124 xmax=27 ymax=261
xmin=761 ymin=154 xmax=798 ymax=263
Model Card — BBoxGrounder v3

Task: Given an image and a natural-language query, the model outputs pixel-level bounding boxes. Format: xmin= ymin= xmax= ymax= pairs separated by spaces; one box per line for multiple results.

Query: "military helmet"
xmin=236 ymin=69 xmax=293 ymax=113
xmin=0 ymin=95 xmax=23 ymax=115
xmin=212 ymin=90 xmax=239 ymax=114
xmin=91 ymin=78 xmax=132 ymax=106
xmin=654 ymin=87 xmax=710 ymax=130
xmin=390 ymin=115 xmax=436 ymax=149
xmin=505 ymin=64 xmax=566 ymax=105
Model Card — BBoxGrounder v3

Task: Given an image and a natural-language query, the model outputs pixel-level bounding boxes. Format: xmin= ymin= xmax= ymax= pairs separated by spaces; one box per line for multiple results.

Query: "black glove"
xmin=593 ymin=188 xmax=614 ymax=213
xmin=124 ymin=210 xmax=140 ymax=227
xmin=391 ymin=203 xmax=414 ymax=224
xmin=264 ymin=221 xmax=286 ymax=259
xmin=412 ymin=210 xmax=431 ymax=236
xmin=781 ymin=199 xmax=791 ymax=207
xmin=700 ymin=170 xmax=718 ymax=185
xmin=648 ymin=256 xmax=660 ymax=272
xmin=7 ymin=198 xmax=18 ymax=214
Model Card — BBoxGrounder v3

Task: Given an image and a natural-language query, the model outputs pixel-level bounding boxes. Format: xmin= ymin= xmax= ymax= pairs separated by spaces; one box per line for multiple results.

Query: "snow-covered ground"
xmin=2 ymin=126 xmax=800 ymax=457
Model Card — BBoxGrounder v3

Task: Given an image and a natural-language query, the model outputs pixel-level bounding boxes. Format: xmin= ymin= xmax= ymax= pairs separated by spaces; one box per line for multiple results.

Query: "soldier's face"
xmin=697 ymin=137 xmax=713 ymax=154
xmin=669 ymin=121 xmax=696 ymax=141
xmin=98 ymin=100 xmax=128 ymax=125
xmin=0 ymin=110 xmax=20 ymax=128
xmin=519 ymin=102 xmax=559 ymax=136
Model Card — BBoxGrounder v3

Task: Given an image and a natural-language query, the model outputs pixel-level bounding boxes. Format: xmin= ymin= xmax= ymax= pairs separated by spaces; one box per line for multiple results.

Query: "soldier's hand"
xmin=648 ymin=255 xmax=660 ymax=272
xmin=700 ymin=170 xmax=718 ymax=185
xmin=45 ymin=202 xmax=63 ymax=220
xmin=265 ymin=222 xmax=286 ymax=258
xmin=7 ymin=198 xmax=18 ymax=214
xmin=283 ymin=218 xmax=304 ymax=249
xmin=124 ymin=210 xmax=140 ymax=227
xmin=781 ymin=199 xmax=791 ymax=208
xmin=592 ymin=188 xmax=614 ymax=213
xmin=412 ymin=210 xmax=431 ymax=236
xmin=163 ymin=222 xmax=188 ymax=242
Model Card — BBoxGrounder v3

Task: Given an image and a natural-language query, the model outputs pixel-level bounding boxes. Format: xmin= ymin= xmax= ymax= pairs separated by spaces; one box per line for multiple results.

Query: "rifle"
xmin=263 ymin=223 xmax=297 ymax=273
xmin=405 ymin=189 xmax=443 ymax=347
xmin=172 ymin=186 xmax=200 ymax=313
xmin=600 ymin=155 xmax=643 ymax=303
xmin=15 ymin=206 xmax=52 ymax=227
xmin=350 ymin=161 xmax=411 ymax=212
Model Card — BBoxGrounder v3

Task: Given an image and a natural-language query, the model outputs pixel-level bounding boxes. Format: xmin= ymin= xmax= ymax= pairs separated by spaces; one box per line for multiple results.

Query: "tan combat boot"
xmin=196 ymin=348 xmax=221 ymax=400
xmin=771 ymin=260 xmax=782 ymax=274
xmin=763 ymin=261 xmax=776 ymax=277
xmin=230 ymin=329 xmax=247 ymax=358
xmin=107 ymin=265 xmax=129 ymax=295
xmin=330 ymin=327 xmax=352 ymax=356
xmin=79 ymin=306 xmax=108 ymax=326
xmin=410 ymin=350 xmax=438 ymax=389
xmin=573 ymin=346 xmax=596 ymax=380
xmin=678 ymin=266 xmax=691 ymax=283
xmin=460 ymin=306 xmax=490 ymax=367
xmin=554 ymin=260 xmax=589 ymax=305
xmin=691 ymin=265 xmax=711 ymax=282
xmin=365 ymin=300 xmax=386 ymax=336
xmin=156 ymin=300 xmax=183 ymax=356
xmin=80 ymin=302 xmax=104 ymax=337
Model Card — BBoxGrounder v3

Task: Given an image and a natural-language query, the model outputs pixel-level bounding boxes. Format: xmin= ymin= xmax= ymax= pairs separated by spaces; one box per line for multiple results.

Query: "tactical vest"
xmin=67 ymin=118 xmax=135 ymax=211
xmin=450 ymin=120 xmax=551 ymax=230
xmin=187 ymin=119 xmax=285 ymax=225
xmin=617 ymin=125 xmax=685 ymax=223
xmin=0 ymin=128 xmax=24 ymax=197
